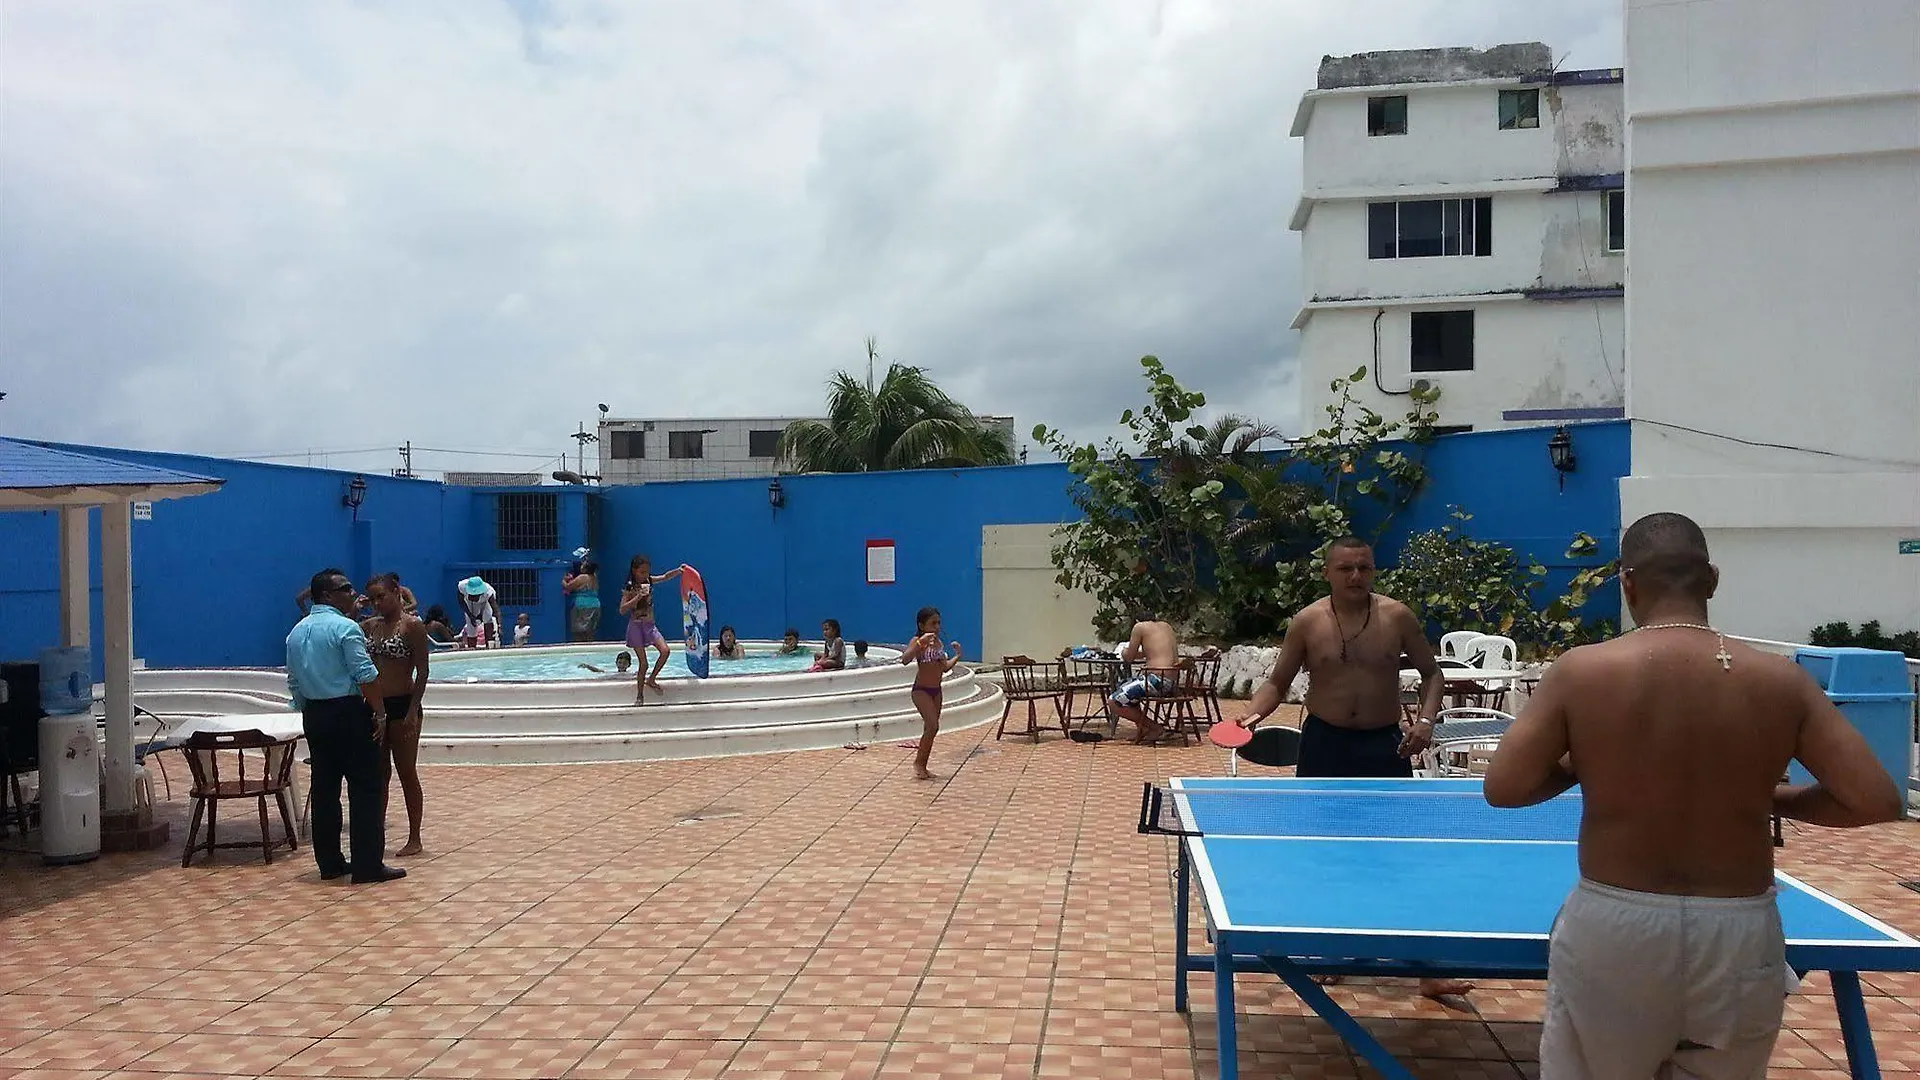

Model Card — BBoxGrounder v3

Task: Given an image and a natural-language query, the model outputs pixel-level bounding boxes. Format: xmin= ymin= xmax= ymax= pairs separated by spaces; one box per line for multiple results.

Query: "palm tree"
xmin=777 ymin=340 xmax=1016 ymax=473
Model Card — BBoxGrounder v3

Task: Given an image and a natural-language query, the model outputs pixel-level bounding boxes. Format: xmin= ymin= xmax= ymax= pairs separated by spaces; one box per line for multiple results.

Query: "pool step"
xmin=415 ymin=682 xmax=1006 ymax=766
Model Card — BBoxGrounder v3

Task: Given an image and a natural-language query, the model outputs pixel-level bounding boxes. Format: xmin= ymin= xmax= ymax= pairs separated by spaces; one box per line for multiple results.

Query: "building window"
xmin=1432 ymin=424 xmax=1475 ymax=436
xmin=1368 ymin=198 xmax=1493 ymax=259
xmin=475 ymin=567 xmax=540 ymax=608
xmin=668 ymin=431 xmax=706 ymax=459
xmin=748 ymin=429 xmax=782 ymax=459
xmin=1410 ymin=310 xmax=1475 ymax=373
xmin=1498 ymin=88 xmax=1540 ymax=130
xmin=609 ymin=431 xmax=645 ymax=459
xmin=1605 ymin=189 xmax=1626 ymax=253
xmin=1367 ymin=95 xmax=1407 ymax=136
xmin=494 ymin=493 xmax=559 ymax=551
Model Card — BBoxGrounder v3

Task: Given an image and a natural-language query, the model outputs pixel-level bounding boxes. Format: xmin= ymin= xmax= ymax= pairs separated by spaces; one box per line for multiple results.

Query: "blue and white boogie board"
xmin=680 ymin=565 xmax=711 ymax=679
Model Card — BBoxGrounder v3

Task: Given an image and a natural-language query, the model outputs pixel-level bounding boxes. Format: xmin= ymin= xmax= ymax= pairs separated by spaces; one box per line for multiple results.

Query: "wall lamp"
xmin=343 ymin=475 xmax=368 ymax=519
xmin=1547 ymin=427 xmax=1577 ymax=491
xmin=768 ymin=477 xmax=786 ymax=510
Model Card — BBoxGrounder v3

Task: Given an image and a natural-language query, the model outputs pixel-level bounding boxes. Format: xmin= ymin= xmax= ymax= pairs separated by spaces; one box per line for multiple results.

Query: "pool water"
xmin=430 ymin=645 xmax=818 ymax=682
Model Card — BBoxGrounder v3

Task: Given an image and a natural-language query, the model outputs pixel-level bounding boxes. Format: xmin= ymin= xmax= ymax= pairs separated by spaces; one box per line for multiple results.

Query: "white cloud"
xmin=0 ymin=0 xmax=1621 ymax=472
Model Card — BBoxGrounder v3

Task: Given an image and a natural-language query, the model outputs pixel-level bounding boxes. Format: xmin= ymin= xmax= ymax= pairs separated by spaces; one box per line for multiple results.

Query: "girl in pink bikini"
xmin=899 ymin=606 xmax=962 ymax=780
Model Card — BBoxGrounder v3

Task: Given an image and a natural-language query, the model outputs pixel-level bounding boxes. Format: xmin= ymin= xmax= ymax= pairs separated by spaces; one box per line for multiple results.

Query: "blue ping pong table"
xmin=1153 ymin=777 xmax=1920 ymax=1080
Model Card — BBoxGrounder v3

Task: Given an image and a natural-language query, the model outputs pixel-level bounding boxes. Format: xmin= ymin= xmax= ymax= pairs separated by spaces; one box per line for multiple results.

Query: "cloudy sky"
xmin=1 ymin=0 xmax=1620 ymax=477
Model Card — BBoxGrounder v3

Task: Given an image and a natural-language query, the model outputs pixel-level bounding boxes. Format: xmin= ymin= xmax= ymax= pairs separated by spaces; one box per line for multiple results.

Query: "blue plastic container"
xmin=1792 ymin=647 xmax=1915 ymax=812
xmin=37 ymin=646 xmax=93 ymax=716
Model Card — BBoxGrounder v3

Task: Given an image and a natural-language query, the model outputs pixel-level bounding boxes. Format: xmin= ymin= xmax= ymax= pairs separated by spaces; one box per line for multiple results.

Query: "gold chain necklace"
xmin=1631 ymin=622 xmax=1733 ymax=671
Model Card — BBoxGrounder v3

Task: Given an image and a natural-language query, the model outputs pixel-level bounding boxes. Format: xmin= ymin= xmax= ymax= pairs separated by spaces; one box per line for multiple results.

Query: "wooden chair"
xmin=997 ymin=656 xmax=1068 ymax=741
xmin=1141 ymin=661 xmax=1204 ymax=745
xmin=179 ymin=729 xmax=300 ymax=867
xmin=1189 ymin=649 xmax=1224 ymax=728
xmin=1061 ymin=655 xmax=1119 ymax=732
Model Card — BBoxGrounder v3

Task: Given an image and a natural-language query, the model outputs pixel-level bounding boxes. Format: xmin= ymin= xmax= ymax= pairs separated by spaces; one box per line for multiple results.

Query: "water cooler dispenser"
xmin=37 ymin=646 xmax=100 ymax=865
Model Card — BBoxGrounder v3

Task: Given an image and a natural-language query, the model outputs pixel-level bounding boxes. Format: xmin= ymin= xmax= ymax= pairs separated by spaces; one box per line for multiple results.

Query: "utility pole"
xmin=866 ymin=336 xmax=879 ymax=394
xmin=570 ymin=422 xmax=598 ymax=478
xmin=395 ymin=441 xmax=414 ymax=478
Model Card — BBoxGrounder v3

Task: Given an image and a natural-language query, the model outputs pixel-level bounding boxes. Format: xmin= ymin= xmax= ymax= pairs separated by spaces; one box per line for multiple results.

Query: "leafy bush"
xmin=1809 ymin=621 xmax=1920 ymax=659
xmin=1375 ymin=509 xmax=1617 ymax=658
xmin=1033 ymin=359 xmax=1438 ymax=640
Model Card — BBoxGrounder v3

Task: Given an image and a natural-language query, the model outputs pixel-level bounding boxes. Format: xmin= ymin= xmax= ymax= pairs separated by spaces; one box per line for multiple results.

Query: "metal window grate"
xmin=495 ymin=493 xmax=559 ymax=551
xmin=477 ymin=568 xmax=540 ymax=608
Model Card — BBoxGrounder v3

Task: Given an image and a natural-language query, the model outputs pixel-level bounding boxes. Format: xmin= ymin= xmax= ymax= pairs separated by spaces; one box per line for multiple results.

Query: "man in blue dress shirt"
xmin=287 ymin=569 xmax=406 ymax=884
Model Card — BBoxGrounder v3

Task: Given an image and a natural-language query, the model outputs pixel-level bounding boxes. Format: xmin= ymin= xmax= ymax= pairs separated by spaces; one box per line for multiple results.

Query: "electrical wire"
xmin=1631 ymin=416 xmax=1920 ymax=469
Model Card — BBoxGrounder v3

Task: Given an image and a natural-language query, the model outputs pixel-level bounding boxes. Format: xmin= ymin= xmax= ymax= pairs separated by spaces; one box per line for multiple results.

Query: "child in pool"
xmin=810 ymin=619 xmax=846 ymax=671
xmin=900 ymin=606 xmax=962 ymax=780
xmin=577 ymin=651 xmax=634 ymax=675
xmin=714 ymin=626 xmax=746 ymax=660
xmin=851 ymin=640 xmax=872 ymax=668
xmin=776 ymin=628 xmax=803 ymax=655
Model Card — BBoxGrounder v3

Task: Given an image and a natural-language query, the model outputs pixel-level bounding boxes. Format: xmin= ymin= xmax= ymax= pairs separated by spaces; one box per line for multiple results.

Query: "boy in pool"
xmin=811 ymin=619 xmax=847 ymax=671
xmin=900 ymin=607 xmax=962 ymax=780
xmin=776 ymin=628 xmax=803 ymax=655
xmin=851 ymin=640 xmax=872 ymax=668
xmin=576 ymin=651 xmax=634 ymax=676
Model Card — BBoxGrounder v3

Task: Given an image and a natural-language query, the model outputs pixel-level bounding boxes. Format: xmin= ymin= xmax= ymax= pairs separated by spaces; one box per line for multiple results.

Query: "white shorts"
xmin=1542 ymin=878 xmax=1790 ymax=1080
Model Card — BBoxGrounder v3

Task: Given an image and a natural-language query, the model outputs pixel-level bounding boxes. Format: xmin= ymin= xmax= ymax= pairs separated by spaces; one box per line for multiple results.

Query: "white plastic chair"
xmin=1418 ymin=706 xmax=1516 ymax=777
xmin=1439 ymin=631 xmax=1481 ymax=661
xmin=1461 ymin=635 xmax=1519 ymax=710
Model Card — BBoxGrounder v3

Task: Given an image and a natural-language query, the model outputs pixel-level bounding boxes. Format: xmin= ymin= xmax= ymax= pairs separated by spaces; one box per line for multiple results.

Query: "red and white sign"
xmin=865 ymin=539 xmax=896 ymax=585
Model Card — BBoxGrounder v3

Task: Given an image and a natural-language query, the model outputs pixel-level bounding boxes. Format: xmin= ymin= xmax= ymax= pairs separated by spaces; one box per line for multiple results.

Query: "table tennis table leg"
xmin=1266 ymin=960 xmax=1419 ymax=1080
xmin=1173 ymin=843 xmax=1191 ymax=1014
xmin=1831 ymin=971 xmax=1883 ymax=1080
xmin=1213 ymin=940 xmax=1238 ymax=1080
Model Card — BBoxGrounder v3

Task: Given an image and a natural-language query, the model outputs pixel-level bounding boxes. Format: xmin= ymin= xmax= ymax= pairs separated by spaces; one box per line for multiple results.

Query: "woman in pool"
xmin=619 ymin=554 xmax=684 ymax=704
xmin=714 ymin=626 xmax=746 ymax=661
xmin=362 ymin=573 xmax=432 ymax=857
xmin=563 ymin=558 xmax=601 ymax=642
xmin=899 ymin=606 xmax=962 ymax=781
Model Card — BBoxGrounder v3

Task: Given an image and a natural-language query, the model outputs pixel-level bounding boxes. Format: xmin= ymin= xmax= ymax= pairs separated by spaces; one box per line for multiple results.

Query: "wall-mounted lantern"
xmin=343 ymin=475 xmax=368 ymax=519
xmin=768 ymin=478 xmax=786 ymax=510
xmin=1547 ymin=427 xmax=1577 ymax=491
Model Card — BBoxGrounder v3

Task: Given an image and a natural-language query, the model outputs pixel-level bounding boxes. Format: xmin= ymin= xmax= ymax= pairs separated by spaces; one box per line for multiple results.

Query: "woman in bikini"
xmin=362 ymin=573 xmax=432 ymax=857
xmin=899 ymin=606 xmax=962 ymax=780
xmin=619 ymin=554 xmax=684 ymax=705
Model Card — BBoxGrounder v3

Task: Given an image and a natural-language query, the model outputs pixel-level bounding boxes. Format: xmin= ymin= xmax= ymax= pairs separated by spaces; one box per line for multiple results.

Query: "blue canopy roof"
xmin=0 ymin=439 xmax=224 ymax=508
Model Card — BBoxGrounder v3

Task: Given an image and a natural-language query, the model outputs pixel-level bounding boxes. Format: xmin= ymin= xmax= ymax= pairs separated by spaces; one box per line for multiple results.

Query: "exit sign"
xmin=1901 ymin=539 xmax=1920 ymax=556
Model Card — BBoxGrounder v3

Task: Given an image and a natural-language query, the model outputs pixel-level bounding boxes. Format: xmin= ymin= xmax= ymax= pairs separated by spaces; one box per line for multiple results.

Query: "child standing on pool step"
xmin=620 ymin=555 xmax=684 ymax=705
xmin=900 ymin=606 xmax=962 ymax=780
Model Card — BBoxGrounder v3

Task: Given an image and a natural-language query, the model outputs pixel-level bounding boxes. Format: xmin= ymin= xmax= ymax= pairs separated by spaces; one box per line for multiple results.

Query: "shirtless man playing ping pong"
xmin=1239 ymin=535 xmax=1463 ymax=998
xmin=1486 ymin=511 xmax=1901 ymax=1078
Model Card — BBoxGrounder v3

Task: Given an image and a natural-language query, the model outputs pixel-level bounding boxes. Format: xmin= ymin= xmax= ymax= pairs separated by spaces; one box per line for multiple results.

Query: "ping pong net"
xmin=1137 ymin=781 xmax=1583 ymax=842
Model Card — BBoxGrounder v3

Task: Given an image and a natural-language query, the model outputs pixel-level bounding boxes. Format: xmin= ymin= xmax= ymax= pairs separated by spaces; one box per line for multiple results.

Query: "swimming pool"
xmin=430 ymin=644 xmax=821 ymax=682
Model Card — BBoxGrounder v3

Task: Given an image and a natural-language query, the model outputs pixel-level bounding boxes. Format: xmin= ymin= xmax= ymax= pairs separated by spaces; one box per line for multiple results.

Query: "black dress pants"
xmin=302 ymin=696 xmax=387 ymax=877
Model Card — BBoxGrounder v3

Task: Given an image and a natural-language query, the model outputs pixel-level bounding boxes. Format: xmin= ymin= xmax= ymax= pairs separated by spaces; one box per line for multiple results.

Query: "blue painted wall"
xmin=0 ymin=420 xmax=1626 ymax=672
xmin=1378 ymin=420 xmax=1626 ymax=627
xmin=598 ymin=465 xmax=1080 ymax=657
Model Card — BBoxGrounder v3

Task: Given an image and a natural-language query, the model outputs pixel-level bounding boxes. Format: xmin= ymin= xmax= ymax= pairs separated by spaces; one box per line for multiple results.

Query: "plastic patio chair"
xmin=1439 ymin=631 xmax=1481 ymax=661
xmin=1419 ymin=706 xmax=1516 ymax=777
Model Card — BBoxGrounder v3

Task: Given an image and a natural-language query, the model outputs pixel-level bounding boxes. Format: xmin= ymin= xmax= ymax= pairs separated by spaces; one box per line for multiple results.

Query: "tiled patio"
xmin=2 ymin=699 xmax=1918 ymax=1079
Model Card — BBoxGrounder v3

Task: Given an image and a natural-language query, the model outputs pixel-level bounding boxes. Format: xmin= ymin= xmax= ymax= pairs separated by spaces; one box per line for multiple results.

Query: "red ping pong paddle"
xmin=1208 ymin=721 xmax=1252 ymax=748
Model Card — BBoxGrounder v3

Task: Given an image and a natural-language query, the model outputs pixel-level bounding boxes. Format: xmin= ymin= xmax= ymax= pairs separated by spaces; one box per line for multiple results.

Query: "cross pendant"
xmin=1715 ymin=639 xmax=1733 ymax=671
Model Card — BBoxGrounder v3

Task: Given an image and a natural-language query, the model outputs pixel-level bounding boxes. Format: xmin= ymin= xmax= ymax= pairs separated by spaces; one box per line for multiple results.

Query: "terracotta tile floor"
xmin=3 ymin=699 xmax=1918 ymax=1078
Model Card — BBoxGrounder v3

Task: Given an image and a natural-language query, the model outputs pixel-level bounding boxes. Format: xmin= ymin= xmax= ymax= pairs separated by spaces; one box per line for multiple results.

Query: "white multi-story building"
xmin=1618 ymin=0 xmax=1920 ymax=641
xmin=597 ymin=415 xmax=1020 ymax=484
xmin=1289 ymin=43 xmax=1626 ymax=433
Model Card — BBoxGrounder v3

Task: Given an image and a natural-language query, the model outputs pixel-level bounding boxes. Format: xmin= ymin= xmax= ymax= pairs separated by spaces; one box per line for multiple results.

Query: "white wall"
xmin=600 ymin=418 xmax=794 ymax=484
xmin=1299 ymin=299 xmax=1624 ymax=432
xmin=1620 ymin=0 xmax=1920 ymax=640
xmin=1303 ymin=191 xmax=1623 ymax=301
xmin=980 ymin=524 xmax=1099 ymax=665
xmin=1303 ymin=84 xmax=1557 ymax=192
